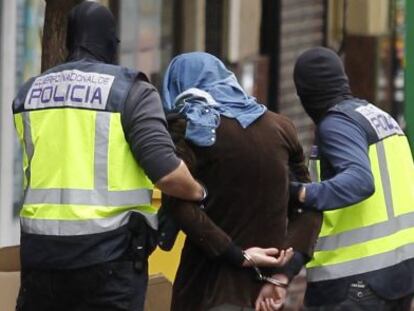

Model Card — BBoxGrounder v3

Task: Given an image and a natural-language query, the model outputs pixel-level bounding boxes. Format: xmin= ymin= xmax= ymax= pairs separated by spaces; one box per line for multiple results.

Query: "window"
xmin=119 ymin=0 xmax=174 ymax=88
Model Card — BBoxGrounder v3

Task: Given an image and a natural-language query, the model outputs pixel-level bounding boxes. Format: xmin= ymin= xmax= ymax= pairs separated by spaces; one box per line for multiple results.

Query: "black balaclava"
xmin=66 ymin=1 xmax=119 ymax=64
xmin=293 ymin=47 xmax=353 ymax=124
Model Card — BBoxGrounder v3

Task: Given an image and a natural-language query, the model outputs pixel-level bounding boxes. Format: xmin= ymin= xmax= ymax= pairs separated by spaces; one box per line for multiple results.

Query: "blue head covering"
xmin=162 ymin=52 xmax=267 ymax=146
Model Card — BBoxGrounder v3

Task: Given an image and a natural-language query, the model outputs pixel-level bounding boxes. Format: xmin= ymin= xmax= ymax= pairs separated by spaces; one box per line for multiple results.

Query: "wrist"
xmin=278 ymin=251 xmax=306 ymax=281
xmin=242 ymin=250 xmax=257 ymax=267
xmin=242 ymin=251 xmax=264 ymax=280
xmin=220 ymin=243 xmax=245 ymax=267
xmin=272 ymin=273 xmax=289 ymax=283
xmin=266 ymin=273 xmax=289 ymax=289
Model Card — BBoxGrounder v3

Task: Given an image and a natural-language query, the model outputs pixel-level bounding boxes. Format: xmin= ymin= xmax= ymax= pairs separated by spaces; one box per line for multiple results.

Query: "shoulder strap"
xmin=328 ymin=100 xmax=403 ymax=144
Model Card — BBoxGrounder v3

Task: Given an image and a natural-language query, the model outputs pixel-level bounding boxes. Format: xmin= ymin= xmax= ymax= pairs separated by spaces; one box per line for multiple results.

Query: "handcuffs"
xmin=243 ymin=252 xmax=289 ymax=289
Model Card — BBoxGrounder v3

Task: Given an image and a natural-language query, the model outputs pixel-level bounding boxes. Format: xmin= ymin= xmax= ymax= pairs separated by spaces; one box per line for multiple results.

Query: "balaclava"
xmin=293 ymin=47 xmax=353 ymax=124
xmin=66 ymin=1 xmax=119 ymax=64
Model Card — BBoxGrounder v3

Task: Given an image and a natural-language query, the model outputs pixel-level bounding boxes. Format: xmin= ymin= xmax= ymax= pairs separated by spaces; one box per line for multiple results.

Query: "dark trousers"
xmin=16 ymin=260 xmax=148 ymax=311
xmin=305 ymin=284 xmax=413 ymax=311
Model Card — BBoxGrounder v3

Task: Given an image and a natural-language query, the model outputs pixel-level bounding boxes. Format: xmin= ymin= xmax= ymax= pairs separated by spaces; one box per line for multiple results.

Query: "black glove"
xmin=157 ymin=196 xmax=180 ymax=251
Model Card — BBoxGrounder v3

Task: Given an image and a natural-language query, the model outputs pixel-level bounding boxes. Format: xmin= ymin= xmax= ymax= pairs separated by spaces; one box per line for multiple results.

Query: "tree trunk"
xmin=41 ymin=0 xmax=83 ymax=72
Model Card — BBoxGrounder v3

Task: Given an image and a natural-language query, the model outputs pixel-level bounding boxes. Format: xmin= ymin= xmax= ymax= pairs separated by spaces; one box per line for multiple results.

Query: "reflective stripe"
xmin=309 ymin=226 xmax=414 ymax=269
xmin=309 ymin=159 xmax=320 ymax=182
xmin=24 ymin=188 xmax=152 ymax=206
xmin=307 ymin=242 xmax=414 ymax=282
xmin=21 ymin=210 xmax=158 ymax=235
xmin=316 ymin=211 xmax=414 ymax=251
xmin=21 ymin=203 xmax=156 ymax=220
xmin=94 ymin=111 xmax=110 ymax=189
xmin=22 ymin=113 xmax=34 ymax=185
xmin=376 ymin=140 xmax=395 ymax=218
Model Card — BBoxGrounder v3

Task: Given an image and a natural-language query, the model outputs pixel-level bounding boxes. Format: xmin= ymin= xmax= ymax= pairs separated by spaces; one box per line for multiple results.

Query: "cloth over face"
xmin=66 ymin=1 xmax=119 ymax=64
xmin=162 ymin=52 xmax=266 ymax=146
xmin=293 ymin=47 xmax=353 ymax=124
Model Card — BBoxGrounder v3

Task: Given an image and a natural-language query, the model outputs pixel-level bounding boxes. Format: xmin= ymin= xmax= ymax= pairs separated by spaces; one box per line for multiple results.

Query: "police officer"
xmin=13 ymin=2 xmax=205 ymax=310
xmin=290 ymin=47 xmax=414 ymax=310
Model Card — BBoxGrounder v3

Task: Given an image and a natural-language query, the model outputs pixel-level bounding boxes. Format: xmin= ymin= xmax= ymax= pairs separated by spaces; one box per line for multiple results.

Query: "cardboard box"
xmin=0 ymin=246 xmax=172 ymax=311
xmin=0 ymin=246 xmax=21 ymax=311
xmin=144 ymin=274 xmax=172 ymax=311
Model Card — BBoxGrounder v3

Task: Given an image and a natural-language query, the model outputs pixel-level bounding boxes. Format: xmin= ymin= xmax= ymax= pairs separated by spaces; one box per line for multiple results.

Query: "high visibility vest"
xmin=307 ymin=100 xmax=414 ymax=283
xmin=13 ymin=60 xmax=157 ymax=237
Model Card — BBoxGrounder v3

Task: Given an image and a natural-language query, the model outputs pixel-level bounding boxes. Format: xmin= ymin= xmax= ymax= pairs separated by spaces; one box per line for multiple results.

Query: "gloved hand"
xmin=157 ymin=193 xmax=207 ymax=251
xmin=157 ymin=198 xmax=180 ymax=251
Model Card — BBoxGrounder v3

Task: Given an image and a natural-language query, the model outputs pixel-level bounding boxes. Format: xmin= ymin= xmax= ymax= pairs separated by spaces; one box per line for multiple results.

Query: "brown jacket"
xmin=167 ymin=112 xmax=321 ymax=310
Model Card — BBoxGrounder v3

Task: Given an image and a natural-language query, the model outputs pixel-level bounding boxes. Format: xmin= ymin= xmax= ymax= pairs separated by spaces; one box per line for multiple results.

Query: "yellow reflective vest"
xmin=307 ymin=101 xmax=414 ymax=283
xmin=13 ymin=60 xmax=157 ymax=238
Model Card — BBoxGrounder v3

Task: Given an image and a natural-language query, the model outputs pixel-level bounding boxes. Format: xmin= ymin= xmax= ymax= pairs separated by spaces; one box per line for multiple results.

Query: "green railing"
xmin=406 ymin=0 xmax=414 ymax=150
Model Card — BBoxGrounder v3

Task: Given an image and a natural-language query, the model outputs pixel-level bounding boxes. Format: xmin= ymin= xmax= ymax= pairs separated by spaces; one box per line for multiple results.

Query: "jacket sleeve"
xmin=121 ymin=77 xmax=181 ymax=183
xmin=303 ymin=113 xmax=374 ymax=211
xmin=162 ymin=118 xmax=245 ymax=266
xmin=282 ymin=117 xmax=322 ymax=270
